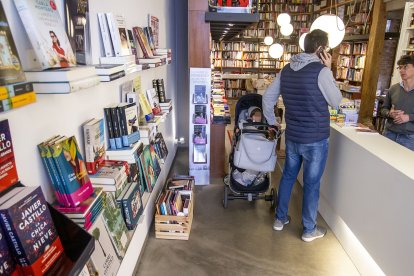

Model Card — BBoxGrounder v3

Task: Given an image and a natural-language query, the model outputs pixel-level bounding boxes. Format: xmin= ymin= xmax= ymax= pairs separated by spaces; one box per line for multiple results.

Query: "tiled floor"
xmin=135 ymin=148 xmax=360 ymax=276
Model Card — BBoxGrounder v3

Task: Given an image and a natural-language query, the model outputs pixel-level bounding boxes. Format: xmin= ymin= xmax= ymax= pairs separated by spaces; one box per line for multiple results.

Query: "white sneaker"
xmin=272 ymin=216 xmax=290 ymax=231
xmin=301 ymin=226 xmax=327 ymax=242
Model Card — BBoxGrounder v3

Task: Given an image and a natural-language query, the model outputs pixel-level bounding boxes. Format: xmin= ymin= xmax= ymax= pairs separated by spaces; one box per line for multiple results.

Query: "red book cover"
xmin=0 ymin=119 xmax=19 ymax=193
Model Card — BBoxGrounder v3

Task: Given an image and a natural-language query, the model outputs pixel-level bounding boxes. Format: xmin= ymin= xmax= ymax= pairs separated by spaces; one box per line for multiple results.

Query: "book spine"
xmin=6 ymin=82 xmax=33 ymax=97
xmin=46 ymin=145 xmax=71 ymax=207
xmin=110 ymin=107 xmax=123 ymax=149
xmin=122 ymin=199 xmax=131 ymax=229
xmin=156 ymin=79 xmax=166 ymax=103
xmin=97 ymin=13 xmax=114 ymax=57
xmin=0 ymin=211 xmax=29 ymax=267
xmin=101 ymin=70 xmax=125 ymax=82
xmin=104 ymin=107 xmax=116 ymax=150
xmin=117 ymin=106 xmax=129 ymax=147
xmin=10 ymin=92 xmax=36 ymax=108
xmin=105 ymin=13 xmax=122 ymax=57
xmin=132 ymin=27 xmax=149 ymax=58
xmin=68 ymin=76 xmax=101 ymax=92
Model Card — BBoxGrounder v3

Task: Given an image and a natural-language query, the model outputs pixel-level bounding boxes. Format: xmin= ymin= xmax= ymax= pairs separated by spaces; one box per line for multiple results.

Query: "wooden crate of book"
xmin=154 ymin=177 xmax=194 ymax=240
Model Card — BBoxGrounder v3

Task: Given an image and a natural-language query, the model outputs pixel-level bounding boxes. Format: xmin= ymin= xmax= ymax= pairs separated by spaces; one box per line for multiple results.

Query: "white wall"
xmin=0 ymin=0 xmax=180 ymax=202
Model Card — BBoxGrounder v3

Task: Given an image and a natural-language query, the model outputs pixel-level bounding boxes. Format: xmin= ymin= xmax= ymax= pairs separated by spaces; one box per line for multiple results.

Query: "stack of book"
xmin=155 ymin=176 xmax=194 ymax=216
xmin=82 ymin=118 xmax=106 ymax=175
xmin=0 ymin=186 xmax=64 ymax=275
xmin=103 ymin=102 xmax=140 ymax=150
xmin=139 ymin=125 xmax=156 ymax=145
xmin=211 ymin=96 xmax=230 ymax=124
xmin=37 ymin=135 xmax=94 ymax=207
xmin=53 ymin=188 xmax=104 ymax=231
xmin=95 ymin=64 xmax=126 ymax=82
xmin=26 ymin=66 xmax=100 ymax=94
xmin=151 ymin=133 xmax=169 ymax=164
xmin=152 ymin=78 xmax=173 ymax=113
xmin=0 ymin=2 xmax=36 ymax=113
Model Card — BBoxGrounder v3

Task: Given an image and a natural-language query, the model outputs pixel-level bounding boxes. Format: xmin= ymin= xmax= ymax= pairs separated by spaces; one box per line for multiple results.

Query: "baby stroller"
xmin=223 ymin=93 xmax=280 ymax=208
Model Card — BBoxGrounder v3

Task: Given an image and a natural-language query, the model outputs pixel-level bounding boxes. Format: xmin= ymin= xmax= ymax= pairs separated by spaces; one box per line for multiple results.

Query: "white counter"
xmin=312 ymin=124 xmax=414 ymax=275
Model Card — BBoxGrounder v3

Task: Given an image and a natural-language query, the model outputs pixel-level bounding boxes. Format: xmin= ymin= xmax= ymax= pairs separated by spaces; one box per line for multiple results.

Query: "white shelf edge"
xmin=116 ymin=141 xmax=177 ymax=275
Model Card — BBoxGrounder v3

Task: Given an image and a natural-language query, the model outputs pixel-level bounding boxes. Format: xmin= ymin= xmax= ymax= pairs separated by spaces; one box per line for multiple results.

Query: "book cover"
xmin=141 ymin=145 xmax=157 ymax=190
xmin=105 ymin=13 xmax=130 ymax=57
xmin=0 ymin=186 xmax=63 ymax=275
xmin=88 ymin=212 xmax=120 ymax=276
xmin=127 ymin=29 xmax=138 ymax=63
xmin=1 ymin=82 xmax=33 ymax=98
xmin=194 ymin=105 xmax=207 ymax=124
xmin=97 ymin=12 xmax=114 ymax=57
xmin=54 ymin=187 xmax=103 ymax=217
xmin=194 ymin=84 xmax=207 ymax=103
xmin=102 ymin=193 xmax=129 ymax=259
xmin=64 ymin=0 xmax=91 ymax=65
xmin=131 ymin=27 xmax=153 ymax=59
xmin=0 ymin=225 xmax=19 ymax=276
xmin=121 ymin=182 xmax=143 ymax=230
xmin=155 ymin=79 xmax=166 ymax=103
xmin=89 ymin=161 xmax=127 ymax=185
xmin=138 ymin=91 xmax=153 ymax=122
xmin=0 ymin=1 xmax=25 ymax=85
xmin=49 ymin=136 xmax=94 ymax=207
xmin=149 ymin=144 xmax=161 ymax=177
xmin=193 ymin=125 xmax=207 ymax=144
xmin=117 ymin=102 xmax=139 ymax=147
xmin=103 ymin=106 xmax=116 ymax=150
xmin=114 ymin=15 xmax=130 ymax=56
xmin=83 ymin=118 xmax=105 ymax=175
xmin=145 ymin=88 xmax=161 ymax=115
xmin=0 ymin=119 xmax=18 ymax=193
xmin=10 ymin=91 xmax=36 ymax=108
xmin=148 ymin=14 xmax=159 ymax=48
xmin=13 ymin=0 xmax=76 ymax=69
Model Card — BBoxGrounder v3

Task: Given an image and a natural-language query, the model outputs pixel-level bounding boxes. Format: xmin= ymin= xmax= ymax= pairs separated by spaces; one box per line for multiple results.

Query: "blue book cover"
xmin=0 ymin=225 xmax=19 ymax=276
xmin=50 ymin=136 xmax=94 ymax=207
xmin=121 ymin=182 xmax=143 ymax=230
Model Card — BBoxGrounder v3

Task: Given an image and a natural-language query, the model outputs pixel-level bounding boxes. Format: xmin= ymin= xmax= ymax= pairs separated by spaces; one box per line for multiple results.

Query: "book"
xmin=154 ymin=79 xmax=166 ymax=103
xmin=99 ymin=54 xmax=135 ymax=65
xmin=121 ymin=182 xmax=143 ymax=230
xmin=194 ymin=105 xmax=207 ymax=124
xmin=83 ymin=118 xmax=105 ymax=175
xmin=25 ymin=66 xmax=97 ymax=82
xmin=132 ymin=27 xmax=153 ymax=59
xmin=146 ymin=88 xmax=161 ymax=115
xmin=103 ymin=106 xmax=116 ymax=150
xmin=49 ymin=136 xmax=94 ymax=207
xmin=193 ymin=125 xmax=207 ymax=144
xmin=14 ymin=0 xmax=76 ymax=69
xmin=105 ymin=141 xmax=143 ymax=158
xmin=0 ymin=1 xmax=25 ymax=85
xmin=0 ymin=99 xmax=11 ymax=112
xmin=64 ymin=0 xmax=91 ymax=65
xmin=194 ymin=84 xmax=207 ymax=103
xmin=33 ymin=75 xmax=100 ymax=94
xmin=138 ymin=91 xmax=153 ymax=122
xmin=0 ymin=119 xmax=18 ymax=193
xmin=141 ymin=145 xmax=157 ymax=191
xmin=148 ymin=14 xmax=159 ymax=48
xmin=10 ymin=91 xmax=36 ymax=108
xmin=0 ymin=186 xmax=63 ymax=275
xmin=0 ymin=82 xmax=33 ymax=99
xmin=106 ymin=13 xmax=130 ymax=57
xmin=99 ymin=70 xmax=125 ymax=82
xmin=95 ymin=64 xmax=125 ymax=75
xmin=127 ymin=29 xmax=139 ymax=63
xmin=88 ymin=212 xmax=121 ymax=276
xmin=89 ymin=161 xmax=127 ymax=185
xmin=101 ymin=193 xmax=129 ymax=258
xmin=109 ymin=105 xmax=123 ymax=149
xmin=149 ymin=144 xmax=161 ymax=177
xmin=97 ymin=12 xmax=114 ymax=57
xmin=54 ymin=188 xmax=103 ymax=218
xmin=0 ymin=225 xmax=19 ymax=276
xmin=117 ymin=102 xmax=140 ymax=147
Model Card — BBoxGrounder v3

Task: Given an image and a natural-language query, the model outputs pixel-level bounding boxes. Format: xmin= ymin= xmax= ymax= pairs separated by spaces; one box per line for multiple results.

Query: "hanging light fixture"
xmin=299 ymin=32 xmax=308 ymax=51
xmin=269 ymin=43 xmax=284 ymax=59
xmin=280 ymin=24 xmax=293 ymax=36
xmin=264 ymin=36 xmax=274 ymax=46
xmin=310 ymin=15 xmax=345 ymax=48
xmin=277 ymin=13 xmax=291 ymax=27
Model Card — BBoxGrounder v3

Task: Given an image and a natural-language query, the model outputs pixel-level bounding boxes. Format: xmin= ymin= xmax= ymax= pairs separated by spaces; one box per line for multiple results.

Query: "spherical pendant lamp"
xmin=269 ymin=43 xmax=284 ymax=59
xmin=277 ymin=13 xmax=291 ymax=27
xmin=264 ymin=36 xmax=274 ymax=46
xmin=280 ymin=24 xmax=294 ymax=36
xmin=299 ymin=33 xmax=308 ymax=51
xmin=310 ymin=15 xmax=345 ymax=48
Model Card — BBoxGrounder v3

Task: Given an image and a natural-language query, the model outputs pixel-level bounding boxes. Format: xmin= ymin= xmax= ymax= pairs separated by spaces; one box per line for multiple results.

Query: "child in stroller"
xmin=223 ymin=94 xmax=280 ymax=208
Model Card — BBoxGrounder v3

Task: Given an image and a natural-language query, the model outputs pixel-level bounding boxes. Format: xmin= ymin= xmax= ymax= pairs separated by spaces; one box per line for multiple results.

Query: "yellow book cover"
xmin=11 ymin=91 xmax=36 ymax=108
xmin=138 ymin=92 xmax=152 ymax=117
xmin=0 ymin=87 xmax=7 ymax=100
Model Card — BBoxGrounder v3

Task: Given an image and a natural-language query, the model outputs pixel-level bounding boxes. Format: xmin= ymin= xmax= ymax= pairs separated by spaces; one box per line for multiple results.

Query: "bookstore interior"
xmin=0 ymin=0 xmax=413 ymax=275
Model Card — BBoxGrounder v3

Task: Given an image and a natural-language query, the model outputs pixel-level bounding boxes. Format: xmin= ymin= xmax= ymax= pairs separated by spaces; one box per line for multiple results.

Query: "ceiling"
xmin=205 ymin=12 xmax=260 ymax=41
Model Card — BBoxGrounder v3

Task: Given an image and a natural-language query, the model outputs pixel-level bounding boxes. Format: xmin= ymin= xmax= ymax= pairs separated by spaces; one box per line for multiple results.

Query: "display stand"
xmin=189 ymin=68 xmax=211 ymax=185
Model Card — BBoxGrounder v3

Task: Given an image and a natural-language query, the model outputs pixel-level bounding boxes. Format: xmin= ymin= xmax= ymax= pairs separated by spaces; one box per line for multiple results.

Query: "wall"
xmin=0 ymin=0 xmax=180 ymax=201
xmin=377 ymin=39 xmax=398 ymax=91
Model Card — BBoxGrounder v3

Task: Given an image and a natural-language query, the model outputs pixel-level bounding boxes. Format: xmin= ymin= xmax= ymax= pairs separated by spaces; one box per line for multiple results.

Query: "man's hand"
xmin=393 ymin=113 xmax=410 ymax=124
xmin=320 ymin=51 xmax=332 ymax=69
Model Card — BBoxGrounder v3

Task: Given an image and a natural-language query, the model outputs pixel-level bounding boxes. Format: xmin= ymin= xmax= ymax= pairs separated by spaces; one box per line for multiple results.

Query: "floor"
xmin=135 ymin=148 xmax=360 ymax=276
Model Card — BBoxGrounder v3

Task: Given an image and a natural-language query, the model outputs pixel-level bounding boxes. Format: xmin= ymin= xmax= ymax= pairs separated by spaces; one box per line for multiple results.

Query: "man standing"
xmin=381 ymin=55 xmax=414 ymax=151
xmin=262 ymin=30 xmax=342 ymax=242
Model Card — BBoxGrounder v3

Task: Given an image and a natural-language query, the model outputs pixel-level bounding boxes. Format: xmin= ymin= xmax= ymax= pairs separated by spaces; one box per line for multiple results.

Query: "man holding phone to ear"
xmin=263 ymin=29 xmax=342 ymax=242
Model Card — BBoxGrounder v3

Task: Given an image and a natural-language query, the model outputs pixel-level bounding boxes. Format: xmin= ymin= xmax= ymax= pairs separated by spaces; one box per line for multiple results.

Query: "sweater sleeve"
xmin=317 ymin=67 xmax=342 ymax=109
xmin=262 ymin=73 xmax=281 ymax=126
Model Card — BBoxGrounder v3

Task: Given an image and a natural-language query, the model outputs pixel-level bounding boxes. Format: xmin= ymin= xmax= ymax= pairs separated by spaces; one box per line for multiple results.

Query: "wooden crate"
xmin=154 ymin=195 xmax=194 ymax=240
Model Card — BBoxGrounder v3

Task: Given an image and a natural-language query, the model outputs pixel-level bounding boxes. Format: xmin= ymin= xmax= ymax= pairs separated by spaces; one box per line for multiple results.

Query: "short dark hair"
xmin=304 ymin=29 xmax=328 ymax=54
xmin=397 ymin=55 xmax=414 ymax=66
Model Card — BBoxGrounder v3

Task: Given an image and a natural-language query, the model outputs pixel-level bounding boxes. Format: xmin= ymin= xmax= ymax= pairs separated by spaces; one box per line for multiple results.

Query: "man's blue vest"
xmin=280 ymin=62 xmax=330 ymax=144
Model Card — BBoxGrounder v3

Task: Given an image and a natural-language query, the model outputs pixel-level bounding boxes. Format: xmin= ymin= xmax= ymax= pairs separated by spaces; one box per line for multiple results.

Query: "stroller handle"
xmin=242 ymin=122 xmax=270 ymax=128
xmin=241 ymin=129 xmax=269 ymax=135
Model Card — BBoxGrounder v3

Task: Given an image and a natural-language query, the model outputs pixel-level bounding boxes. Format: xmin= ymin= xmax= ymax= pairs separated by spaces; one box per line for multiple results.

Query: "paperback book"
xmin=148 ymin=14 xmax=159 ymax=48
xmin=0 ymin=1 xmax=25 ymax=85
xmin=140 ymin=145 xmax=158 ymax=191
xmin=0 ymin=186 xmax=63 ymax=275
xmin=121 ymin=182 xmax=143 ymax=230
xmin=0 ymin=119 xmax=19 ymax=193
xmin=106 ymin=13 xmax=130 ymax=57
xmin=64 ymin=0 xmax=91 ymax=65
xmin=13 ymin=0 xmax=76 ymax=68
xmin=0 ymin=225 xmax=19 ymax=276
xmin=117 ymin=102 xmax=140 ymax=147
xmin=83 ymin=118 xmax=105 ymax=175
xmin=145 ymin=88 xmax=161 ymax=115
xmin=97 ymin=12 xmax=114 ymax=57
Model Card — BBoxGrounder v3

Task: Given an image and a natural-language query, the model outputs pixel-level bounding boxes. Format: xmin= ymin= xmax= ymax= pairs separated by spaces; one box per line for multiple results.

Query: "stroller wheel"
xmin=270 ymin=188 xmax=276 ymax=209
xmin=223 ymin=174 xmax=230 ymax=186
xmin=223 ymin=186 xmax=228 ymax=209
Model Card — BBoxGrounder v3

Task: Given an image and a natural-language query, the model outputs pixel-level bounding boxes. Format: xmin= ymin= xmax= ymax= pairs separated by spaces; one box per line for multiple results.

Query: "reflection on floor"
xmin=135 ymin=148 xmax=360 ymax=276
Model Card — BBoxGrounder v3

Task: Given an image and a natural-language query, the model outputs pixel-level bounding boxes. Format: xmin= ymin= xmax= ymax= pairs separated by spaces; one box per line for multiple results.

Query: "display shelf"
xmin=116 ymin=113 xmax=177 ymax=276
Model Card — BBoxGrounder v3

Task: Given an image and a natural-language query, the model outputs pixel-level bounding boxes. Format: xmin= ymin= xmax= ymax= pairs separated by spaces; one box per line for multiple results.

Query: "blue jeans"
xmin=276 ymin=138 xmax=329 ymax=234
xmin=384 ymin=130 xmax=414 ymax=151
